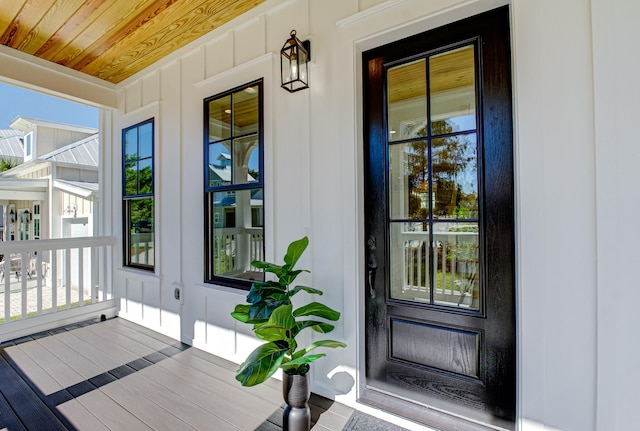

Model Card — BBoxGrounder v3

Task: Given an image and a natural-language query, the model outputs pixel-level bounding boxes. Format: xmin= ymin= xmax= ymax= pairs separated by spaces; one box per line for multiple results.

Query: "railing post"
xmin=3 ymin=259 xmax=10 ymax=322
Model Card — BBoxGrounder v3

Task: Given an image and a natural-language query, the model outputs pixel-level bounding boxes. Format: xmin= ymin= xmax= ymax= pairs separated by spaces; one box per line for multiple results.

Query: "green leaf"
xmin=235 ymin=342 xmax=288 ymax=386
xmin=293 ymin=302 xmax=341 ymax=321
xmin=248 ymin=299 xmax=287 ymax=322
xmin=288 ymin=285 xmax=323 ymax=297
xmin=293 ymin=320 xmax=335 ymax=337
xmin=283 ymin=237 xmax=309 ymax=269
xmin=279 ymin=269 xmax=308 ymax=287
xmin=255 ymin=322 xmax=291 ymax=342
xmin=230 ymin=304 xmax=251 ymax=323
xmin=281 ymin=354 xmax=326 ymax=370
xmin=252 ymin=261 xmax=283 ymax=277
xmin=292 ymin=339 xmax=347 ymax=360
xmin=247 ymin=281 xmax=285 ymax=304
xmin=267 ymin=304 xmax=296 ymax=328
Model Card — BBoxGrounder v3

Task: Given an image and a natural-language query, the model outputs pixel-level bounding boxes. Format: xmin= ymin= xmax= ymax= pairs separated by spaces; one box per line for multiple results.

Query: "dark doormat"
xmin=343 ymin=411 xmax=410 ymax=431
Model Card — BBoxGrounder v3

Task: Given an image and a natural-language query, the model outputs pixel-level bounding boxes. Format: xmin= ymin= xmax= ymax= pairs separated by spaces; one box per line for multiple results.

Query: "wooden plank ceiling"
xmin=0 ymin=0 xmax=265 ymax=84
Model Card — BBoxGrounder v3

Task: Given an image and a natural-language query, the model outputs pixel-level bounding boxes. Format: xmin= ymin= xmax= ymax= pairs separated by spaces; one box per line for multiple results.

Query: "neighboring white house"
xmin=0 ymin=116 xmax=98 ymax=243
xmin=1 ymin=1 xmax=638 ymax=430
xmin=0 ymin=128 xmax=24 ymax=239
xmin=0 ymin=117 xmax=99 ymax=289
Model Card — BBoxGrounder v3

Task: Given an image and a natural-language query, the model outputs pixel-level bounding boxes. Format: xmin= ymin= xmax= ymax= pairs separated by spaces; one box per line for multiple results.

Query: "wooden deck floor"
xmin=0 ymin=317 xmax=364 ymax=431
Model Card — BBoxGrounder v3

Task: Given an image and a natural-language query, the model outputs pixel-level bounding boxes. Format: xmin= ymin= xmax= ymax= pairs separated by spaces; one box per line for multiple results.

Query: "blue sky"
xmin=0 ymin=82 xmax=98 ymax=130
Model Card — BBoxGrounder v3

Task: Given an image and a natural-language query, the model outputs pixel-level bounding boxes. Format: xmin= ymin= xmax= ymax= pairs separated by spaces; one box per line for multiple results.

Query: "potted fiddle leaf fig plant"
xmin=231 ymin=236 xmax=346 ymax=431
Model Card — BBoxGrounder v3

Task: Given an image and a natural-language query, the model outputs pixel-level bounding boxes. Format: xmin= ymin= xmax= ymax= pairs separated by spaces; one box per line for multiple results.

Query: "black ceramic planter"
xmin=282 ymin=371 xmax=311 ymax=431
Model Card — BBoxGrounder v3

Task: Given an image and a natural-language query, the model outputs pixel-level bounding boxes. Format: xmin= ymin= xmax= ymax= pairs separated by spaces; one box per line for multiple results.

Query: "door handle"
xmin=367 ymin=235 xmax=377 ymax=299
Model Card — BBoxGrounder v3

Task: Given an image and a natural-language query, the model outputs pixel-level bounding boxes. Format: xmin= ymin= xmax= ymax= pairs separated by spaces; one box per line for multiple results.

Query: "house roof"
xmin=0 ymin=132 xmax=99 ymax=179
xmin=0 ymin=129 xmax=24 ymax=159
xmin=0 ymin=1 xmax=266 ymax=84
xmin=9 ymin=116 xmax=98 ymax=135
xmin=54 ymin=179 xmax=99 ymax=198
xmin=41 ymin=134 xmax=99 ymax=167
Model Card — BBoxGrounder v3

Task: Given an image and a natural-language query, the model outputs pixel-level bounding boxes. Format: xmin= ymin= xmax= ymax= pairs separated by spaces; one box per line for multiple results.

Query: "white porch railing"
xmin=0 ymin=236 xmax=116 ymax=335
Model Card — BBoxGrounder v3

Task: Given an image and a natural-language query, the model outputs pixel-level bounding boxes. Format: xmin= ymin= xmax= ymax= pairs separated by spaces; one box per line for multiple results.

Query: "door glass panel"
xmin=386 ymin=44 xmax=480 ymax=309
xmin=432 ymin=134 xmax=478 ymax=219
xmin=387 ymin=59 xmax=427 ymax=142
xmin=389 ymin=141 xmax=429 ymax=220
xmin=430 ymin=45 xmax=476 ymax=133
xmin=390 ymin=222 xmax=430 ymax=302
xmin=433 ymin=222 xmax=479 ymax=310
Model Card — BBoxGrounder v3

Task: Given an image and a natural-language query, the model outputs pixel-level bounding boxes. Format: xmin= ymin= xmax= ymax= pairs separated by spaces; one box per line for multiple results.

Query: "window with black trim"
xmin=122 ymin=118 xmax=155 ymax=270
xmin=204 ymin=79 xmax=264 ymax=289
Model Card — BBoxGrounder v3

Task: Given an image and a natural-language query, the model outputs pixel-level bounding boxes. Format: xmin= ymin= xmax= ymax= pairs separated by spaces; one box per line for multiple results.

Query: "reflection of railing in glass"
xmin=130 ymin=232 xmax=154 ymax=266
xmin=400 ymin=229 xmax=479 ymax=309
xmin=213 ymin=228 xmax=264 ymax=280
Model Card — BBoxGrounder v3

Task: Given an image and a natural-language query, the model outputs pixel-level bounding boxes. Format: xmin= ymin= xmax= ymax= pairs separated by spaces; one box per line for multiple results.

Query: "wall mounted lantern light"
xmin=65 ymin=204 xmax=78 ymax=217
xmin=21 ymin=209 xmax=31 ymax=223
xmin=280 ymin=30 xmax=310 ymax=93
xmin=9 ymin=208 xmax=16 ymax=223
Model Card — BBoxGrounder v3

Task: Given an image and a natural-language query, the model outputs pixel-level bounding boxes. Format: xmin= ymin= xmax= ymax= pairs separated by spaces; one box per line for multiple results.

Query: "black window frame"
xmin=203 ymin=79 xmax=265 ymax=290
xmin=122 ymin=118 xmax=155 ymax=271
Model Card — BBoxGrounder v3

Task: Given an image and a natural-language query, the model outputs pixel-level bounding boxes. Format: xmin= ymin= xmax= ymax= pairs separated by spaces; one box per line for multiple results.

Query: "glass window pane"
xmin=390 ymin=222 xmax=430 ymax=302
xmin=233 ymin=135 xmax=260 ymax=184
xmin=129 ymin=198 xmax=154 ymax=267
xmin=387 ymin=59 xmax=427 ymax=143
xmin=139 ymin=122 xmax=153 ymax=159
xmin=124 ymin=128 xmax=138 ymax=161
xmin=208 ymin=142 xmax=232 ymax=188
xmin=138 ymin=158 xmax=153 ymax=195
xmin=233 ymin=86 xmax=259 ymax=136
xmin=432 ymin=134 xmax=477 ymax=219
xmin=124 ymin=162 xmax=137 ymax=196
xmin=212 ymin=189 xmax=264 ymax=282
xmin=433 ymin=222 xmax=479 ymax=310
xmin=209 ymin=95 xmax=231 ymax=141
xmin=389 ymin=141 xmax=430 ymax=220
xmin=430 ymin=45 xmax=476 ymax=134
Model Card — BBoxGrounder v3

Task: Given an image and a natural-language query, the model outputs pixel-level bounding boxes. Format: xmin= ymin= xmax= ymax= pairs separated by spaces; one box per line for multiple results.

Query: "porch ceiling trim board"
xmin=0 ymin=190 xmax=46 ymax=200
xmin=0 ymin=179 xmax=49 ymax=189
xmin=0 ymin=44 xmax=117 ymax=109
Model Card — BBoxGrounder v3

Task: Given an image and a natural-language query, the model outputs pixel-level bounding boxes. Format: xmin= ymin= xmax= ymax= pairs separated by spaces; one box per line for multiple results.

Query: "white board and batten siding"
xmin=62 ymin=0 xmax=639 ymax=430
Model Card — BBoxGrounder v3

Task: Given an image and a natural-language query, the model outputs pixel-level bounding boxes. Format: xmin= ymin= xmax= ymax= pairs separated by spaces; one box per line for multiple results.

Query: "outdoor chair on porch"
xmin=0 ymin=253 xmax=37 ymax=282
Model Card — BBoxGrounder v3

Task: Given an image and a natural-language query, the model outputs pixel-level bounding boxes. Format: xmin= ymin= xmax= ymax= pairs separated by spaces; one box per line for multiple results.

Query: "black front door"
xmin=362 ymin=7 xmax=515 ymax=430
